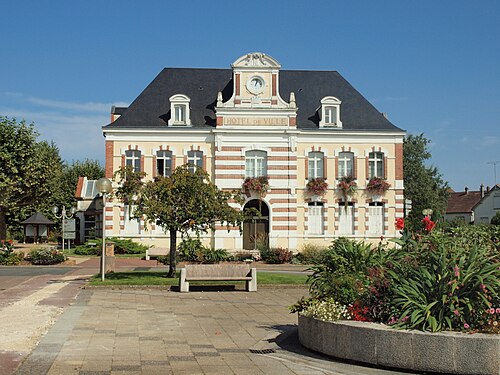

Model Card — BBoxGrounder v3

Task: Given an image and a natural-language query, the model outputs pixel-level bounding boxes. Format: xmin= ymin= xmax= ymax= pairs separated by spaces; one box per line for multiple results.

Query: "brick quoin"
xmin=105 ymin=141 xmax=114 ymax=178
xmin=395 ymin=143 xmax=404 ymax=180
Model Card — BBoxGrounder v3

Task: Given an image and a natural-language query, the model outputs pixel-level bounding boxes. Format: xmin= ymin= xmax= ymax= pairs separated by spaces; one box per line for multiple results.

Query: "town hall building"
xmin=101 ymin=52 xmax=405 ymax=252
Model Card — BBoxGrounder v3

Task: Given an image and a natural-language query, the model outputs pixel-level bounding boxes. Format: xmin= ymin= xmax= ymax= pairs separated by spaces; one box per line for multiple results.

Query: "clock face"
xmin=247 ymin=76 xmax=265 ymax=94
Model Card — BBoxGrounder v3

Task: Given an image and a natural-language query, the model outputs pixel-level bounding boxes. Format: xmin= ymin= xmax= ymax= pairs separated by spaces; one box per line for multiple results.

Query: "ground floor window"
xmin=368 ymin=202 xmax=384 ymax=235
xmin=308 ymin=202 xmax=324 ymax=235
xmin=338 ymin=202 xmax=354 ymax=235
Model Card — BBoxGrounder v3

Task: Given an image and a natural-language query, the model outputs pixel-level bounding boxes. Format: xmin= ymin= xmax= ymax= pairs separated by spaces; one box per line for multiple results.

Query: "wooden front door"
xmin=242 ymin=200 xmax=269 ymax=250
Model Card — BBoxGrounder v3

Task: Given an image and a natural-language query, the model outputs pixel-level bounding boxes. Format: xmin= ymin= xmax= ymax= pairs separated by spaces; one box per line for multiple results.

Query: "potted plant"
xmin=366 ymin=177 xmax=390 ymax=195
xmin=306 ymin=177 xmax=328 ymax=199
xmin=242 ymin=176 xmax=269 ymax=197
xmin=338 ymin=176 xmax=357 ymax=207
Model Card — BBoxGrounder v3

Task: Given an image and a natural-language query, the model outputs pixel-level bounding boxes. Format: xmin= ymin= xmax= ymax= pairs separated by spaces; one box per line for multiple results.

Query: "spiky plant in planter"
xmin=338 ymin=176 xmax=357 ymax=207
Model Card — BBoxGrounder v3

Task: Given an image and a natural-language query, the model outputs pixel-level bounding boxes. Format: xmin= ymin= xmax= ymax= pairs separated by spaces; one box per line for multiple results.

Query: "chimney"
xmin=486 ymin=186 xmax=490 ymax=193
xmin=480 ymin=184 xmax=485 ymax=198
xmin=464 ymin=186 xmax=469 ymax=194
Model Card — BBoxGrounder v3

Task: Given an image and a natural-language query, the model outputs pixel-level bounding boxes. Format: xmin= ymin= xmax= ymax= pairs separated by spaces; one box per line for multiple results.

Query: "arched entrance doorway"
xmin=242 ymin=199 xmax=269 ymax=250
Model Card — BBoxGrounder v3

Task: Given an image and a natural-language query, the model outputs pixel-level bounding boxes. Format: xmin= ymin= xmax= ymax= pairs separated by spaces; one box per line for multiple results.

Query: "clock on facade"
xmin=247 ymin=76 xmax=265 ymax=95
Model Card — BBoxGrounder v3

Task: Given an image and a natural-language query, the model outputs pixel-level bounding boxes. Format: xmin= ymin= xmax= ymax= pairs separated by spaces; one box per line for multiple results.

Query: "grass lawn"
xmin=88 ymin=270 xmax=309 ymax=286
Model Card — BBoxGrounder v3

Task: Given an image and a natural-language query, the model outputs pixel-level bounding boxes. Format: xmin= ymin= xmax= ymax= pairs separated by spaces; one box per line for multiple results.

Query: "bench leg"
xmin=179 ymin=268 xmax=189 ymax=292
xmin=145 ymin=250 xmax=150 ymax=261
xmin=246 ymin=268 xmax=257 ymax=292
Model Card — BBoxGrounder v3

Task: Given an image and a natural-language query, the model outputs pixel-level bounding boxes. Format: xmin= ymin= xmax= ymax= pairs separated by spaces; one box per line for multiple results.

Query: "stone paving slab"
xmin=15 ymin=286 xmax=420 ymax=375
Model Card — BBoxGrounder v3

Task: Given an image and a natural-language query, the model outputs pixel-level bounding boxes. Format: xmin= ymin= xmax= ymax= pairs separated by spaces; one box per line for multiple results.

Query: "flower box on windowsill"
xmin=366 ymin=177 xmax=390 ymax=195
xmin=242 ymin=176 xmax=269 ymax=198
xmin=305 ymin=178 xmax=328 ymax=198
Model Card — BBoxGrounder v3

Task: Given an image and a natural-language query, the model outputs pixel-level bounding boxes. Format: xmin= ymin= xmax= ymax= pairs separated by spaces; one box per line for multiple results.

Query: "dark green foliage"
xmin=177 ymin=237 xmax=205 ymax=262
xmin=260 ymin=247 xmax=293 ymax=264
xmin=0 ymin=240 xmax=24 ymax=265
xmin=294 ymin=243 xmax=328 ymax=264
xmin=74 ymin=238 xmax=148 ymax=255
xmin=403 ymin=134 xmax=448 ymax=231
xmin=491 ymin=211 xmax=500 ymax=225
xmin=29 ymin=247 xmax=66 ymax=265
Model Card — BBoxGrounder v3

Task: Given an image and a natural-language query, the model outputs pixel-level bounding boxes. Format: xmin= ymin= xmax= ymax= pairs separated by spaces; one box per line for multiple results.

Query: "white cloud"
xmin=482 ymin=136 xmax=498 ymax=146
xmin=25 ymin=96 xmax=128 ymax=113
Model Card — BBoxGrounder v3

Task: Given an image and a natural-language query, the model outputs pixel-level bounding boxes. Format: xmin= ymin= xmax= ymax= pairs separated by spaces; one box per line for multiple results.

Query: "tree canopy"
xmin=117 ymin=165 xmax=243 ymax=277
xmin=403 ymin=133 xmax=449 ymax=230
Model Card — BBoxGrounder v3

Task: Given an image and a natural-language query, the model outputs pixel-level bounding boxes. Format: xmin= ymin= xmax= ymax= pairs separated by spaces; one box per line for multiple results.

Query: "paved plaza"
xmin=13 ymin=287 xmax=412 ymax=375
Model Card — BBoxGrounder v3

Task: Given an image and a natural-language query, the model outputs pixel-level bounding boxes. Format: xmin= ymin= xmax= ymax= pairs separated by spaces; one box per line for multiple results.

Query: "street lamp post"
xmin=96 ymin=177 xmax=113 ymax=281
xmin=52 ymin=206 xmax=76 ymax=252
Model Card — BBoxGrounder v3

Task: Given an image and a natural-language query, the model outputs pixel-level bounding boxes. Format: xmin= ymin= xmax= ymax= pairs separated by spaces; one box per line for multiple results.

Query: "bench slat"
xmin=186 ymin=277 xmax=253 ymax=281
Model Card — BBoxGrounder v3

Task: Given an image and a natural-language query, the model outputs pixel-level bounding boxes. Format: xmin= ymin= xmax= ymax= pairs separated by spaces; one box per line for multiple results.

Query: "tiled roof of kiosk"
xmin=103 ymin=68 xmax=402 ymax=131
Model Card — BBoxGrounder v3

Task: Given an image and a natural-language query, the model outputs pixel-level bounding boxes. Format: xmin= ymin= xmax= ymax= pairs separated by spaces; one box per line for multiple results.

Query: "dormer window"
xmin=168 ymin=94 xmax=191 ymax=126
xmin=319 ymin=96 xmax=342 ymax=128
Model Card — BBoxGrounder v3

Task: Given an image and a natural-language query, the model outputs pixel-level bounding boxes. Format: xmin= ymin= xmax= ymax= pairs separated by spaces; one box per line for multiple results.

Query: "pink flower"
xmin=489 ymin=308 xmax=496 ymax=314
xmin=464 ymin=323 xmax=470 ymax=329
xmin=496 ymin=308 xmax=500 ymax=314
xmin=454 ymin=265 xmax=460 ymax=277
xmin=453 ymin=310 xmax=460 ymax=316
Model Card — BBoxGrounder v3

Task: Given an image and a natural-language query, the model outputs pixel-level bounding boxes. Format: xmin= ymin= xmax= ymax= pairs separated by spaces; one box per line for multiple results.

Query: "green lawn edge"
xmin=87 ymin=270 xmax=309 ymax=286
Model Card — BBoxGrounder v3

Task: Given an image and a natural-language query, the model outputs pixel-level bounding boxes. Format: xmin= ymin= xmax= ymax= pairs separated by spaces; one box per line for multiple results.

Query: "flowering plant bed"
xmin=242 ymin=176 xmax=269 ymax=197
xmin=305 ymin=177 xmax=328 ymax=196
xmin=366 ymin=176 xmax=390 ymax=195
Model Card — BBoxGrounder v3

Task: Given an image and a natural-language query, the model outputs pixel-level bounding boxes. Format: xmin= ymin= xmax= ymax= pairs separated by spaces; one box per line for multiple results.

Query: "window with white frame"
xmin=368 ymin=152 xmax=384 ymax=178
xmin=308 ymin=202 xmax=324 ymax=235
xmin=319 ymin=96 xmax=342 ymax=128
xmin=187 ymin=150 xmax=203 ymax=173
xmin=125 ymin=150 xmax=141 ymax=172
xmin=368 ymin=202 xmax=384 ymax=235
xmin=156 ymin=150 xmax=173 ymax=177
xmin=338 ymin=152 xmax=354 ymax=178
xmin=308 ymin=151 xmax=324 ymax=179
xmin=124 ymin=205 xmax=140 ymax=234
xmin=338 ymin=203 xmax=354 ymax=235
xmin=168 ymin=94 xmax=191 ymax=126
xmin=245 ymin=150 xmax=267 ymax=178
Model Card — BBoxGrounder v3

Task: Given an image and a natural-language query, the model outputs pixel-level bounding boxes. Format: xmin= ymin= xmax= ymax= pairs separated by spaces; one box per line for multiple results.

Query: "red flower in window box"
xmin=242 ymin=176 xmax=269 ymax=197
xmin=305 ymin=178 xmax=328 ymax=196
xmin=366 ymin=177 xmax=391 ymax=195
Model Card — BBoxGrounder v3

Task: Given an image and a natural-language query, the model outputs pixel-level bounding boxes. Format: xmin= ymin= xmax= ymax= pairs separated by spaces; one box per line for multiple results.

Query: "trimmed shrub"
xmin=295 ymin=243 xmax=328 ymax=264
xmin=260 ymin=247 xmax=293 ymax=264
xmin=29 ymin=247 xmax=66 ymax=265
xmin=74 ymin=238 xmax=148 ymax=255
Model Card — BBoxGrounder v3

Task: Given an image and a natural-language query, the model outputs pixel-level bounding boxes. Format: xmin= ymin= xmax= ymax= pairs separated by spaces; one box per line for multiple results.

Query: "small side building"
xmin=445 ymin=184 xmax=500 ymax=224
xmin=21 ymin=212 xmax=54 ymax=243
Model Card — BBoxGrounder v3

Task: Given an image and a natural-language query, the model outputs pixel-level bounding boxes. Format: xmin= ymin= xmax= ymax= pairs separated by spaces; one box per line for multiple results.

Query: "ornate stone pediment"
xmin=232 ymin=52 xmax=281 ymax=69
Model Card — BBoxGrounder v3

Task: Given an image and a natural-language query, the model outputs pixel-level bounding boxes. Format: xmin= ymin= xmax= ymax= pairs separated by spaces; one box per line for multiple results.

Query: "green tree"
xmin=491 ymin=211 xmax=500 ymax=225
xmin=0 ymin=117 xmax=63 ymax=240
xmin=403 ymin=134 xmax=449 ymax=231
xmin=127 ymin=165 xmax=243 ymax=277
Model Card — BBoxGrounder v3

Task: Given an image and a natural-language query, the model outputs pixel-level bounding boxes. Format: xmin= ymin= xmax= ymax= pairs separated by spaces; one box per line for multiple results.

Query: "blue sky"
xmin=1 ymin=0 xmax=499 ymax=191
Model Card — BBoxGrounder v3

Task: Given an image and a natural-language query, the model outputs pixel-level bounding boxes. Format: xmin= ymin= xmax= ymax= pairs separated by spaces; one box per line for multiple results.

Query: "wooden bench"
xmin=145 ymin=247 xmax=168 ymax=260
xmin=179 ymin=264 xmax=257 ymax=293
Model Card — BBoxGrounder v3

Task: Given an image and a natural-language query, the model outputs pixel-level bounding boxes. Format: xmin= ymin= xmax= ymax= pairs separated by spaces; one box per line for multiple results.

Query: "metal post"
xmin=101 ymin=192 xmax=106 ymax=281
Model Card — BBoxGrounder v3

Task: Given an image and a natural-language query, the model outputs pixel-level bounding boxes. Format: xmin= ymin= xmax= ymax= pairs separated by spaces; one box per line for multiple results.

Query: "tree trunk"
xmin=0 ymin=207 xmax=7 ymax=241
xmin=167 ymin=229 xmax=177 ymax=278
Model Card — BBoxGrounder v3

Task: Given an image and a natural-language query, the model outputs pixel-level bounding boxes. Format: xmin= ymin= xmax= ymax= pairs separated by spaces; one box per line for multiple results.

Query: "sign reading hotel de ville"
xmin=223 ymin=117 xmax=289 ymax=126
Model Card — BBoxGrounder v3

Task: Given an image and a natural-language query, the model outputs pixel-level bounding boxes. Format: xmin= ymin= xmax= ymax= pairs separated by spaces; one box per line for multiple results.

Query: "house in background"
xmin=445 ymin=184 xmax=500 ymax=224
xmin=75 ymin=177 xmax=103 ymax=244
xmin=101 ymin=52 xmax=406 ymax=252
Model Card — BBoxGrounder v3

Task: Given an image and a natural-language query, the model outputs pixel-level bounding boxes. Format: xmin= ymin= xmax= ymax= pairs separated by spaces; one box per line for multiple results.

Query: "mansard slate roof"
xmin=103 ymin=68 xmax=402 ymax=131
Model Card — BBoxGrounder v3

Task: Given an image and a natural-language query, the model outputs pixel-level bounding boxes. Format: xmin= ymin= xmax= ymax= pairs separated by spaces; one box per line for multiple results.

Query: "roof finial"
xmin=289 ymin=92 xmax=296 ymax=108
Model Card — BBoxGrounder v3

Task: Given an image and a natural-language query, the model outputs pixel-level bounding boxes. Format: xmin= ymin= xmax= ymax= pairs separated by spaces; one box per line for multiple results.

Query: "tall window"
xmin=174 ymin=105 xmax=186 ymax=123
xmin=308 ymin=151 xmax=324 ymax=179
xmin=125 ymin=150 xmax=141 ymax=172
xmin=338 ymin=152 xmax=354 ymax=178
xmin=368 ymin=202 xmax=384 ymax=235
xmin=338 ymin=203 xmax=354 ymax=235
xmin=156 ymin=150 xmax=173 ymax=177
xmin=308 ymin=202 xmax=324 ymax=235
xmin=324 ymin=107 xmax=337 ymax=124
xmin=187 ymin=150 xmax=203 ymax=173
xmin=245 ymin=150 xmax=267 ymax=178
xmin=368 ymin=152 xmax=384 ymax=178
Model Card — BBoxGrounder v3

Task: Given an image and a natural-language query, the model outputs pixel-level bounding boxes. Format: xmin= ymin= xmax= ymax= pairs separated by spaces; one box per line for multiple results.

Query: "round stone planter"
xmin=298 ymin=315 xmax=500 ymax=375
